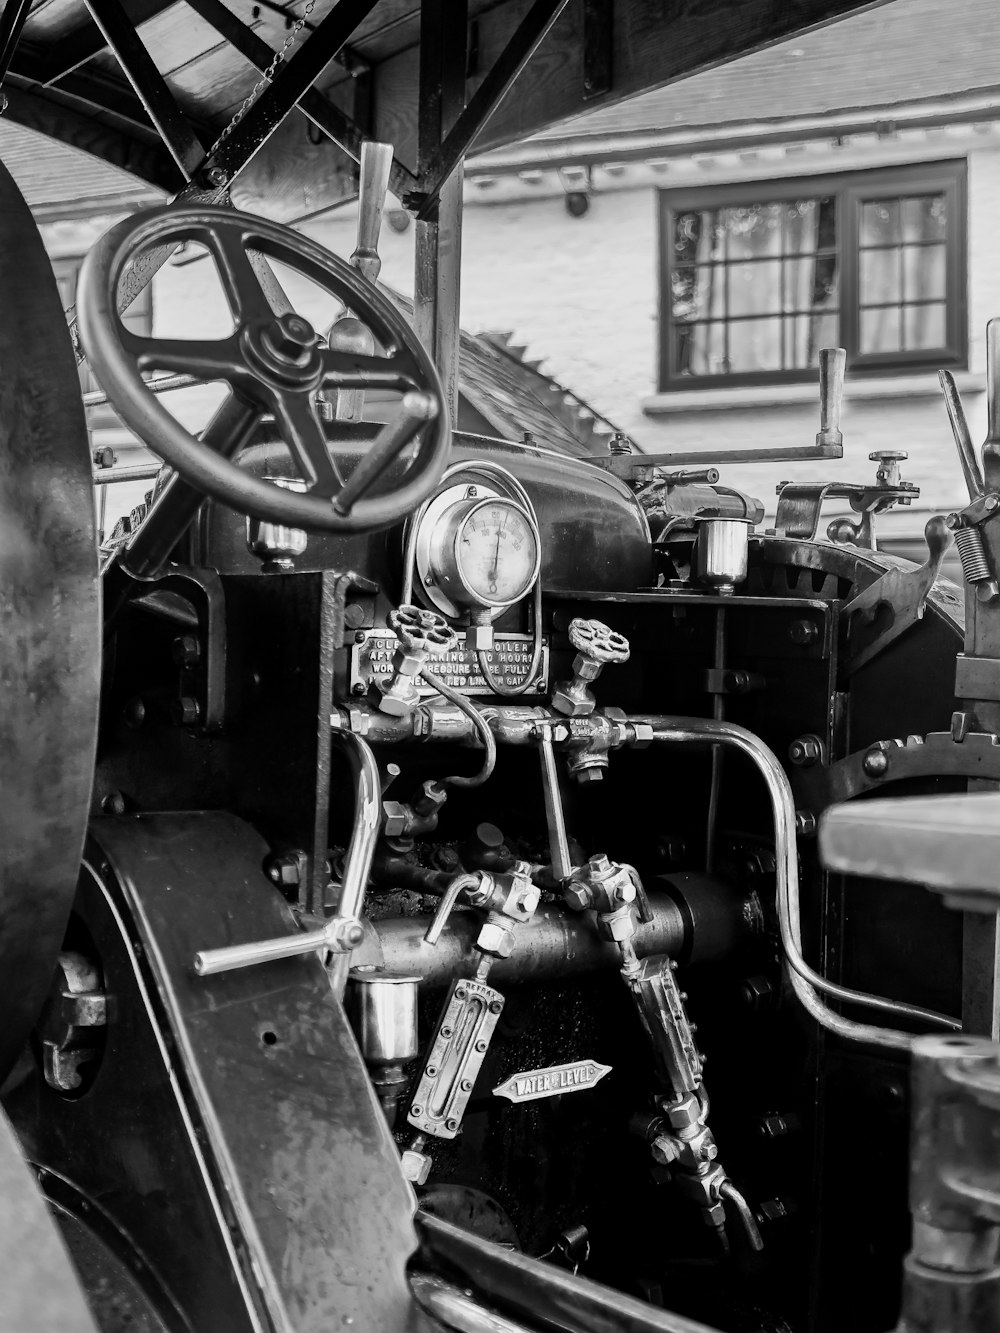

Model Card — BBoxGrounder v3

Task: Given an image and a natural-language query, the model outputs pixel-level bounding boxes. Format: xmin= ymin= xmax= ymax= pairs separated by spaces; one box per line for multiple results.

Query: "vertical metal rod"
xmin=983 ymin=320 xmax=1000 ymax=492
xmin=538 ymin=731 xmax=573 ymax=882
xmin=351 ymin=141 xmax=393 ymax=284
xmin=939 ymin=369 xmax=985 ymax=501
xmin=413 ymin=0 xmax=466 ymax=422
xmin=705 ymin=608 xmax=725 ymax=872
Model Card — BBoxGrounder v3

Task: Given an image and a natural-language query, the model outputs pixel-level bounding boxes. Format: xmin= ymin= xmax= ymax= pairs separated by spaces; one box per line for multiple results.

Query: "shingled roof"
xmin=0 ymin=119 xmax=162 ymax=218
xmin=477 ymin=0 xmax=1000 ymax=154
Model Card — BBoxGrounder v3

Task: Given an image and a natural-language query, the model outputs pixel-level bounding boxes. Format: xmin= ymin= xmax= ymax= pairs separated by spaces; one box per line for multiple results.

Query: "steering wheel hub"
xmin=246 ymin=313 xmax=322 ymax=387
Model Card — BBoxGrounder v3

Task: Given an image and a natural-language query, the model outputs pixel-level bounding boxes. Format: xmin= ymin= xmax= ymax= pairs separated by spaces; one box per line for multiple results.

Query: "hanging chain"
xmin=208 ymin=0 xmax=317 ymax=157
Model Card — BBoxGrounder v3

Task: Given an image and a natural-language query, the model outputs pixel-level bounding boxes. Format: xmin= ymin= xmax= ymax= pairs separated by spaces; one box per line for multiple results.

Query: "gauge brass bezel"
xmin=451 ymin=497 xmax=541 ymax=610
xmin=411 ymin=481 xmax=540 ymax=621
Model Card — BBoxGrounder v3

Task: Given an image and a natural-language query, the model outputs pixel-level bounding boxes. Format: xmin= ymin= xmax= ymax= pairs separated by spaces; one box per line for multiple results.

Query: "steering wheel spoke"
xmin=271 ymin=392 xmax=343 ymax=499
xmin=123 ymin=329 xmax=247 ymax=384
xmin=77 ymin=205 xmax=451 ymax=533
xmin=209 ymin=226 xmax=284 ymax=325
xmin=321 ymin=346 xmax=419 ymax=393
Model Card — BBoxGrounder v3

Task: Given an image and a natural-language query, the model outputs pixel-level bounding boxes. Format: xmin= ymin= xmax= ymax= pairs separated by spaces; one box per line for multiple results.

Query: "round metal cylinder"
xmin=692 ymin=518 xmax=751 ymax=594
xmin=246 ymin=477 xmax=308 ymax=566
xmin=347 ymin=970 xmax=420 ymax=1066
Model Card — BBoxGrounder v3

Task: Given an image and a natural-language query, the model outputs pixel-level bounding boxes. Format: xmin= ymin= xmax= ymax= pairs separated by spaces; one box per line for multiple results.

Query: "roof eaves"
xmin=467 ymin=86 xmax=1000 ymax=176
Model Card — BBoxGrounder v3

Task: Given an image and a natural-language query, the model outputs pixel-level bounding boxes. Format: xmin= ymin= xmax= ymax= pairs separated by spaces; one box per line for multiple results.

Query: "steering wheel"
xmin=76 ymin=205 xmax=451 ymax=532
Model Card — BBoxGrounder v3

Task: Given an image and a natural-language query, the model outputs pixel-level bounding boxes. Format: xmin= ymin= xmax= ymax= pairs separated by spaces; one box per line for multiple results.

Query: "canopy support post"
xmin=413 ymin=0 xmax=467 ymax=422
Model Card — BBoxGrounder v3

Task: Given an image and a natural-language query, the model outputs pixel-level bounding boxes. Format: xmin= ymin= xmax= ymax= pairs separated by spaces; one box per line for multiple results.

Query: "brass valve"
xmin=552 ymin=618 xmax=630 ymax=717
xmin=376 ymin=604 xmax=457 ymax=715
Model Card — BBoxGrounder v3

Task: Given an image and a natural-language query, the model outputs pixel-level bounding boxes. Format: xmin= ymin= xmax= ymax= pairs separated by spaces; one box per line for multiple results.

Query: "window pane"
xmin=861 ymin=306 xmax=903 ymax=353
xmin=729 ymin=260 xmax=782 ymax=316
xmin=902 ymin=194 xmax=947 ymax=244
xmin=673 ymin=210 xmax=726 ymax=264
xmin=904 ymin=302 xmax=946 ymax=350
xmin=903 ymin=242 xmax=946 ymax=302
xmin=674 ymin=322 xmax=727 ymax=376
xmin=785 ymin=256 xmax=839 ymax=312
xmin=860 ymin=248 xmax=901 ymax=305
xmin=861 ymin=199 xmax=900 ymax=247
xmin=727 ymin=318 xmax=783 ymax=373
xmin=787 ymin=311 xmax=840 ymax=368
xmin=783 ymin=197 xmax=835 ymax=255
xmin=724 ymin=203 xmax=783 ymax=260
xmin=671 ymin=266 xmax=725 ymax=322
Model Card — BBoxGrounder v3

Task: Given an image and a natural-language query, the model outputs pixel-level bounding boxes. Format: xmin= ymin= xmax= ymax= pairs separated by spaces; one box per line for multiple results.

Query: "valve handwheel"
xmin=569 ymin=618 xmax=631 ymax=666
xmin=76 ymin=205 xmax=451 ymax=532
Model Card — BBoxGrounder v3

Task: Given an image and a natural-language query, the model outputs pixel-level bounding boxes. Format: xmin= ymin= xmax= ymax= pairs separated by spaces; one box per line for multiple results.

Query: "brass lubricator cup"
xmin=692 ymin=518 xmax=751 ymax=595
xmin=246 ymin=476 xmax=309 ymax=572
xmin=347 ymin=969 xmax=420 ymax=1122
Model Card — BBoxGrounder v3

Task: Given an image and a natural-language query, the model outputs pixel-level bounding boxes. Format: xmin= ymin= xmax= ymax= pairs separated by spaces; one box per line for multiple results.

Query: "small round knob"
xmin=869 ymin=450 xmax=907 ymax=463
xmin=568 ymin=618 xmax=630 ymax=665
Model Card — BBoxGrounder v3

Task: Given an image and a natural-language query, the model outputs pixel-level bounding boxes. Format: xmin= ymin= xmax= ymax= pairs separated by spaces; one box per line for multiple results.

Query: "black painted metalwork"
xmin=0 ymin=157 xmax=100 ymax=1082
xmin=416 ymin=0 xmax=571 ymax=217
xmin=0 ymin=0 xmax=32 ymax=83
xmin=84 ymin=0 xmax=205 ymax=178
xmin=37 ymin=0 xmax=177 ymax=86
xmin=197 ymin=0 xmax=379 ymax=190
xmin=181 ymin=0 xmax=416 ymax=197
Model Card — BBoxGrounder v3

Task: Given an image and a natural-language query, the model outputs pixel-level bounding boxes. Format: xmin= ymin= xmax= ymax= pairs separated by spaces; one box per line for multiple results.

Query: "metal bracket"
xmin=772 ymin=478 xmax=918 ymax=545
xmin=841 ymin=515 xmax=952 ymax=674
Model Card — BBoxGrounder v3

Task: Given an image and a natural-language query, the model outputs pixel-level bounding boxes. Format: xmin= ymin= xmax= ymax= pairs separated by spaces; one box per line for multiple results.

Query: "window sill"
xmin=642 ymin=372 xmax=981 ymax=415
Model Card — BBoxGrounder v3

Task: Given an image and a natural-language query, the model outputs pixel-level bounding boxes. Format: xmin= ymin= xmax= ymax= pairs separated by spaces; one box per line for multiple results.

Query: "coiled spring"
xmin=954 ymin=524 xmax=992 ymax=584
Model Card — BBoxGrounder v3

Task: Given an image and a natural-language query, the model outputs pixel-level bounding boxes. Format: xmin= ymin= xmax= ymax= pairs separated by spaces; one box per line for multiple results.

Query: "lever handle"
xmin=424 ymin=873 xmax=481 ymax=946
xmin=939 ymin=369 xmax=985 ymax=501
xmin=351 ymin=141 xmax=393 ymax=284
xmin=816 ymin=347 xmax=846 ymax=452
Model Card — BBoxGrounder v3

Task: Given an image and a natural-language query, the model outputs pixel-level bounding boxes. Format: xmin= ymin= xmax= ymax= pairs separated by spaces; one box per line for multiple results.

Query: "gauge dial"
xmin=454 ymin=499 xmax=539 ymax=607
xmin=413 ymin=484 xmax=542 ymax=619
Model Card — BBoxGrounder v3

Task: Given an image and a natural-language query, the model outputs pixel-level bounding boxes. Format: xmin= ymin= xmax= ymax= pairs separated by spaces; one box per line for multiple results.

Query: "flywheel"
xmin=0 ymin=157 xmax=100 ymax=1079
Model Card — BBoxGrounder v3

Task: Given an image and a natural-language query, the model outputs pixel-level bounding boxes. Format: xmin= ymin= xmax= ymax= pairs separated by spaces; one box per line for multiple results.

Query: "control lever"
xmin=985 ymin=319 xmax=1000 ymax=493
xmin=816 ymin=347 xmax=846 ymax=453
xmin=326 ymin=139 xmax=394 ymax=422
xmin=939 ymin=370 xmax=985 ymax=501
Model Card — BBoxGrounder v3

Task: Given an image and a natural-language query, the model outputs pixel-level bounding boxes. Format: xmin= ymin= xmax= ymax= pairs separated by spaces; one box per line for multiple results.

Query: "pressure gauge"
xmin=412 ymin=483 xmax=541 ymax=621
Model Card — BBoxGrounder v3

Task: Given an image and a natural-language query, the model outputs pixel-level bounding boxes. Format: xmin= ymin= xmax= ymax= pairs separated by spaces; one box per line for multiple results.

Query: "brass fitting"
xmin=551 ymin=618 xmax=630 ymax=717
xmin=376 ymin=605 xmax=457 ymax=716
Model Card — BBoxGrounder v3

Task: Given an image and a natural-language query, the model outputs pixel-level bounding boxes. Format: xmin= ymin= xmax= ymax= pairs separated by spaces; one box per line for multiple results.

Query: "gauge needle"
xmin=489 ymin=529 xmax=501 ymax=582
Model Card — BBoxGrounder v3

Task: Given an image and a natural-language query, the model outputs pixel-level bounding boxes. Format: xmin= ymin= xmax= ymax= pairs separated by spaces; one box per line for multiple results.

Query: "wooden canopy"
xmin=1 ymin=0 xmax=890 ymax=215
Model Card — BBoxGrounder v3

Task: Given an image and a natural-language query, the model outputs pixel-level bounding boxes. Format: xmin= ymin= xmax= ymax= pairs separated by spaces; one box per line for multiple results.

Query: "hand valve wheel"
xmin=77 ymin=206 xmax=451 ymax=532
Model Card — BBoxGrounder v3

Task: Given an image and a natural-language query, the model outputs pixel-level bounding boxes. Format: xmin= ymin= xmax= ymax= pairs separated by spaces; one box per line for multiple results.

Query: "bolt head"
xmin=863 ymin=748 xmax=890 ymax=777
xmin=171 ymin=696 xmax=200 ymax=727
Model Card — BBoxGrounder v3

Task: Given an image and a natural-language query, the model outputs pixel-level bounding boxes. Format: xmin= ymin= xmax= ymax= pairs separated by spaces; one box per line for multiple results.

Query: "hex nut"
xmin=551 ymin=683 xmax=595 ymax=717
xmin=400 ymin=1149 xmax=432 ymax=1186
xmin=563 ymin=884 xmax=592 ymax=912
xmin=476 ymin=921 xmax=516 ymax=958
xmin=788 ymin=735 xmax=823 ymax=767
xmin=603 ymin=908 xmax=636 ymax=942
xmin=572 ymin=654 xmax=603 ymax=683
xmin=377 ymin=677 xmax=421 ymax=716
xmin=465 ymin=625 xmax=494 ymax=651
xmin=650 ymin=1134 xmax=681 ymax=1166
xmin=573 ymin=765 xmax=605 ymax=784
xmin=382 ymin=801 xmax=410 ymax=838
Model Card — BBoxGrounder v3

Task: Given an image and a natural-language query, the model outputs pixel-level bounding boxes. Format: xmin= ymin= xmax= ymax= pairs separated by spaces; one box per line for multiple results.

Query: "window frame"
xmin=657 ymin=159 xmax=967 ymax=391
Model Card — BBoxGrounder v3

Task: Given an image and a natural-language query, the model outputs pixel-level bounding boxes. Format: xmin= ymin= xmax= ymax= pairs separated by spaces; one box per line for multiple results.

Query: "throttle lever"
xmin=939 ymin=370 xmax=985 ymax=501
xmin=424 ymin=873 xmax=482 ymax=946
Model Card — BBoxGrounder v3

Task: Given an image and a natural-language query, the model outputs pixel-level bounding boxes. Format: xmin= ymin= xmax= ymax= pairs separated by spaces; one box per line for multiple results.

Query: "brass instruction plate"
xmin=350 ymin=630 xmax=548 ymax=696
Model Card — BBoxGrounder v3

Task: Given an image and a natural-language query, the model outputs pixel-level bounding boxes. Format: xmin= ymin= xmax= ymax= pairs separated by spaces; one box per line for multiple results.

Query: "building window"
xmin=658 ymin=161 xmax=966 ymax=389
